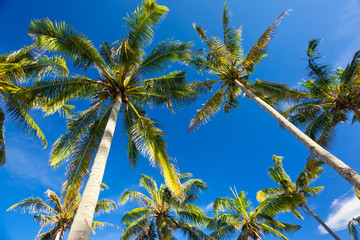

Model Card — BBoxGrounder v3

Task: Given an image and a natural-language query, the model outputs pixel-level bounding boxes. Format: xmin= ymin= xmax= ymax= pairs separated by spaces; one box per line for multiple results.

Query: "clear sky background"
xmin=1 ymin=0 xmax=360 ymax=239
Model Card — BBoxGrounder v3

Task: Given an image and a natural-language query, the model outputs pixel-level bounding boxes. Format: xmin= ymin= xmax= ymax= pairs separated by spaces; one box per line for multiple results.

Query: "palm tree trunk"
xmin=302 ymin=203 xmax=340 ymax=240
xmin=235 ymin=80 xmax=360 ymax=189
xmin=156 ymin=217 xmax=165 ymax=240
xmin=54 ymin=228 xmax=63 ymax=240
xmin=67 ymin=95 xmax=122 ymax=240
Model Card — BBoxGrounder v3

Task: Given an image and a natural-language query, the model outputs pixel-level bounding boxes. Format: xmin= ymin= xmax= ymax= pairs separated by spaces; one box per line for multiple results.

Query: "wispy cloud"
xmin=201 ymin=202 xmax=214 ymax=214
xmin=4 ymin=145 xmax=62 ymax=189
xmin=331 ymin=0 xmax=360 ymax=67
xmin=319 ymin=189 xmax=360 ymax=234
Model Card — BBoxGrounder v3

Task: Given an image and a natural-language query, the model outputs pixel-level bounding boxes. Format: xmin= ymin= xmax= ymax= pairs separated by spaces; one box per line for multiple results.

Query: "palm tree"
xmin=119 ymin=173 xmax=212 ymax=240
xmin=7 ymin=186 xmax=117 ymax=240
xmin=256 ymin=155 xmax=340 ymax=239
xmin=186 ymin=3 xmax=360 ymax=189
xmin=0 ymin=46 xmax=68 ymax=165
xmin=25 ymin=1 xmax=195 ymax=239
xmin=284 ymin=39 xmax=360 ymax=149
xmin=212 ymin=188 xmax=300 ymax=240
xmin=348 ymin=189 xmax=360 ymax=239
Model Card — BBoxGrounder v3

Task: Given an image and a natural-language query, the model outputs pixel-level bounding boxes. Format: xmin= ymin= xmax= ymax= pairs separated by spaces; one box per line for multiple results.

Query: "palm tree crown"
xmin=24 ymin=1 xmax=195 ymax=238
xmin=212 ymin=188 xmax=300 ymax=240
xmin=187 ymin=3 xmax=296 ymax=131
xmin=256 ymin=155 xmax=340 ymax=240
xmin=7 ymin=187 xmax=117 ymax=240
xmin=0 ymin=45 xmax=68 ymax=165
xmin=257 ymin=155 xmax=324 ymax=218
xmin=119 ymin=173 xmax=212 ymax=240
xmin=25 ymin=0 xmax=195 ymax=198
xmin=284 ymin=39 xmax=360 ymax=148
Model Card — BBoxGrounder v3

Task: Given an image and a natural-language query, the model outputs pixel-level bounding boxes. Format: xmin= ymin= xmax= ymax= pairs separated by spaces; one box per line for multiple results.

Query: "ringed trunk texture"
xmin=302 ymin=204 xmax=340 ymax=240
xmin=235 ymin=80 xmax=360 ymax=190
xmin=67 ymin=95 xmax=122 ymax=240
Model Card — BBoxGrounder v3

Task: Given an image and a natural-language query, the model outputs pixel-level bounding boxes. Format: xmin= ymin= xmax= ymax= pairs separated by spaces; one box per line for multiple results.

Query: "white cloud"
xmin=331 ymin=0 xmax=360 ymax=67
xmin=201 ymin=202 xmax=214 ymax=214
xmin=4 ymin=146 xmax=62 ymax=189
xmin=319 ymin=190 xmax=360 ymax=234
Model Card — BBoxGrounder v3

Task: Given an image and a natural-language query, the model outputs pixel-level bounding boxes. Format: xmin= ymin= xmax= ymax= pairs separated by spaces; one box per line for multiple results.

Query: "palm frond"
xmin=295 ymin=158 xmax=323 ymax=188
xmin=306 ymin=39 xmax=332 ymax=85
xmin=130 ymin=108 xmax=180 ymax=195
xmin=188 ymin=86 xmax=226 ymax=132
xmin=28 ymin=18 xmax=109 ymax=74
xmin=5 ymin=95 xmax=47 ymax=147
xmin=119 ymin=189 xmax=152 ymax=206
xmin=7 ymin=197 xmax=55 ymax=215
xmin=239 ymin=10 xmax=290 ymax=74
xmin=94 ymin=198 xmax=117 ymax=215
xmin=122 ymin=207 xmax=152 ymax=225
xmin=222 ymin=2 xmax=243 ymax=60
xmin=62 ymin=103 xmax=112 ymax=202
xmin=50 ymin=102 xmax=104 ymax=167
xmin=139 ymin=71 xmax=196 ymax=110
xmin=45 ymin=190 xmax=62 ymax=213
xmin=91 ymin=221 xmax=119 ymax=233
xmin=124 ymin=0 xmax=169 ymax=55
xmin=137 ymin=40 xmax=193 ymax=76
xmin=256 ymin=188 xmax=283 ymax=202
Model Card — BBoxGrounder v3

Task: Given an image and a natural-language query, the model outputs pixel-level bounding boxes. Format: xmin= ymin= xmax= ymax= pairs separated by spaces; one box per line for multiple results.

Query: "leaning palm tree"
xmin=25 ymin=1 xmax=195 ymax=239
xmin=187 ymin=3 xmax=360 ymax=189
xmin=0 ymin=46 xmax=68 ymax=165
xmin=348 ymin=189 xmax=360 ymax=239
xmin=119 ymin=173 xmax=212 ymax=240
xmin=284 ymin=39 xmax=360 ymax=149
xmin=257 ymin=155 xmax=339 ymax=239
xmin=7 ymin=186 xmax=117 ymax=240
xmin=212 ymin=188 xmax=300 ymax=240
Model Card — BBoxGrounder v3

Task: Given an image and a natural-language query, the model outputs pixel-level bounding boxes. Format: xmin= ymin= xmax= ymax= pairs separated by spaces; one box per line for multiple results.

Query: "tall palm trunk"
xmin=67 ymin=95 xmax=122 ymax=240
xmin=55 ymin=228 xmax=64 ymax=240
xmin=302 ymin=203 xmax=340 ymax=240
xmin=235 ymin=80 xmax=360 ymax=189
xmin=156 ymin=217 xmax=165 ymax=240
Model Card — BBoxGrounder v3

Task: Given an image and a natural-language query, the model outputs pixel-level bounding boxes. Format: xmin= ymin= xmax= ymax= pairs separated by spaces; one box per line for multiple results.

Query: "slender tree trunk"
xmin=235 ymin=80 xmax=360 ymax=189
xmin=156 ymin=217 xmax=164 ymax=240
xmin=302 ymin=204 xmax=340 ymax=240
xmin=67 ymin=95 xmax=122 ymax=240
xmin=55 ymin=228 xmax=63 ymax=240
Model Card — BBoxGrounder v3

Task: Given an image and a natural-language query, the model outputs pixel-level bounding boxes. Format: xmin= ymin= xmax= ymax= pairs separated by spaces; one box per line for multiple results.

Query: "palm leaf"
xmin=28 ymin=18 xmax=109 ymax=74
xmin=188 ymin=86 xmax=226 ymax=132
xmin=130 ymin=107 xmax=180 ymax=195
xmin=239 ymin=10 xmax=290 ymax=74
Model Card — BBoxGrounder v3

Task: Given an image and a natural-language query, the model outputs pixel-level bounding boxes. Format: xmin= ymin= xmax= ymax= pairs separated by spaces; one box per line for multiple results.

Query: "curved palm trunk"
xmin=67 ymin=95 xmax=122 ymax=240
xmin=302 ymin=204 xmax=340 ymax=240
xmin=235 ymin=80 xmax=360 ymax=189
xmin=156 ymin=217 xmax=165 ymax=240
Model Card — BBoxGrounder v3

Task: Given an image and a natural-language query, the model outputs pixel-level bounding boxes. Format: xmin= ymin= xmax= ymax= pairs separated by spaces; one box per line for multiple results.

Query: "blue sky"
xmin=1 ymin=0 xmax=360 ymax=239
